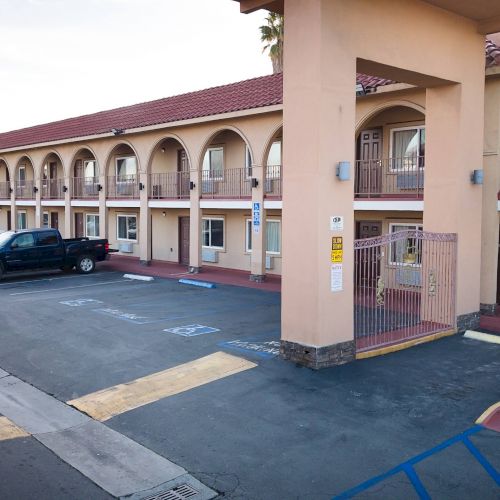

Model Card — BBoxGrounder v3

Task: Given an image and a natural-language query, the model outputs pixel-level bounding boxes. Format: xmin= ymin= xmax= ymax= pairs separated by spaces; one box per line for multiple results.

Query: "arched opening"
xmin=263 ymin=126 xmax=283 ymax=199
xmin=148 ymin=137 xmax=190 ymax=199
xmin=41 ymin=152 xmax=65 ymax=199
xmin=0 ymin=159 xmax=10 ymax=200
xmin=15 ymin=156 xmax=35 ymax=200
xmin=200 ymin=128 xmax=252 ymax=200
xmin=105 ymin=143 xmax=139 ymax=199
xmin=71 ymin=147 xmax=99 ymax=200
xmin=355 ymin=105 xmax=425 ymax=200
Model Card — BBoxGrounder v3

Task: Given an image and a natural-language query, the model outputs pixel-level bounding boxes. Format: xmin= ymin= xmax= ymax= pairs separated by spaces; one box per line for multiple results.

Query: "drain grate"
xmin=142 ymin=483 xmax=199 ymax=500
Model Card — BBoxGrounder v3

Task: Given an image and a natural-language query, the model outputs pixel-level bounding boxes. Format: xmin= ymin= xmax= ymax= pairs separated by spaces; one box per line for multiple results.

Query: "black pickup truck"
xmin=0 ymin=228 xmax=112 ymax=277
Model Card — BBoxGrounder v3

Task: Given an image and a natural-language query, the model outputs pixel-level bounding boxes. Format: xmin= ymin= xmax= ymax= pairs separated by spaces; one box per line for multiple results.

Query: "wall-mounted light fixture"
xmin=162 ymin=211 xmax=166 ymax=217
xmin=139 ymin=182 xmax=145 ymax=191
xmin=111 ymin=128 xmax=124 ymax=136
xmin=336 ymin=161 xmax=351 ymax=181
xmin=189 ymin=181 xmax=196 ymax=190
xmin=33 ymin=186 xmax=38 ymax=193
xmin=9 ymin=187 xmax=13 ymax=194
xmin=251 ymin=178 xmax=259 ymax=188
xmin=161 ymin=147 xmax=166 ymax=153
xmin=97 ymin=184 xmax=103 ymax=191
xmin=470 ymin=169 xmax=483 ymax=185
xmin=63 ymin=185 xmax=68 ymax=192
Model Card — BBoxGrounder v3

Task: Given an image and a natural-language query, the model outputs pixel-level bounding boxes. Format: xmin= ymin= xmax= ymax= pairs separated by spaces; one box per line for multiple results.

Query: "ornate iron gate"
xmin=354 ymin=230 xmax=457 ymax=352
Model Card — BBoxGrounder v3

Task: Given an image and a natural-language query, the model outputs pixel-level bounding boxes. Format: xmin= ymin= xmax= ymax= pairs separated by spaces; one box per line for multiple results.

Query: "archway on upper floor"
xmin=104 ymin=143 xmax=139 ymax=199
xmin=199 ymin=127 xmax=253 ymax=200
xmin=147 ymin=136 xmax=191 ymax=199
xmin=262 ymin=125 xmax=283 ymax=199
xmin=354 ymin=104 xmax=426 ymax=201
xmin=70 ymin=147 xmax=99 ymax=199
xmin=14 ymin=156 xmax=35 ymax=200
xmin=0 ymin=159 xmax=11 ymax=199
xmin=40 ymin=151 xmax=65 ymax=199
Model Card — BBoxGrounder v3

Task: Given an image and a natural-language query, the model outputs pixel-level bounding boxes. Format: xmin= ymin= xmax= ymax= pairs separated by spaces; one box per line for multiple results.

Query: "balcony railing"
xmin=15 ymin=180 xmax=35 ymax=199
xmin=42 ymin=178 xmax=65 ymax=199
xmin=107 ymin=175 xmax=139 ymax=199
xmin=149 ymin=172 xmax=190 ymax=199
xmin=355 ymin=156 xmax=424 ymax=200
xmin=72 ymin=177 xmax=100 ymax=199
xmin=200 ymin=168 xmax=251 ymax=199
xmin=0 ymin=181 xmax=10 ymax=199
xmin=264 ymin=165 xmax=282 ymax=199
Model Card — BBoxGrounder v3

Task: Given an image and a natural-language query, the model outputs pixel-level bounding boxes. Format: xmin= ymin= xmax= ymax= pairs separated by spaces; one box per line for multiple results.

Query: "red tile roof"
xmin=1 ymin=38 xmax=498 ymax=152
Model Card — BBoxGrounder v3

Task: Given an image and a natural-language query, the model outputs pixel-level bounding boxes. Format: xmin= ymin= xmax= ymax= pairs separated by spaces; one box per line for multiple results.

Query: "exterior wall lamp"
xmin=63 ymin=185 xmax=68 ymax=192
xmin=336 ymin=161 xmax=351 ymax=181
xmin=251 ymin=178 xmax=259 ymax=188
xmin=97 ymin=184 xmax=103 ymax=191
xmin=471 ymin=169 xmax=483 ymax=185
xmin=139 ymin=182 xmax=145 ymax=191
xmin=189 ymin=181 xmax=196 ymax=190
xmin=9 ymin=187 xmax=13 ymax=194
xmin=33 ymin=186 xmax=38 ymax=193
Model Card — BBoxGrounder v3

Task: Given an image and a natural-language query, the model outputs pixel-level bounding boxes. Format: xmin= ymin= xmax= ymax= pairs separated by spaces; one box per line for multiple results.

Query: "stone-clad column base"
xmin=249 ymin=274 xmax=266 ymax=283
xmin=479 ymin=303 xmax=496 ymax=316
xmin=457 ymin=311 xmax=480 ymax=332
xmin=280 ymin=339 xmax=355 ymax=370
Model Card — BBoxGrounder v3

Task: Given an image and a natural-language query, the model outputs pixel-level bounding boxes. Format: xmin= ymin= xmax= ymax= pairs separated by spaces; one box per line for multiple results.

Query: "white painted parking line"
xmin=0 ymin=273 xmax=98 ymax=287
xmin=59 ymin=299 xmax=104 ymax=307
xmin=9 ymin=279 xmax=134 ymax=296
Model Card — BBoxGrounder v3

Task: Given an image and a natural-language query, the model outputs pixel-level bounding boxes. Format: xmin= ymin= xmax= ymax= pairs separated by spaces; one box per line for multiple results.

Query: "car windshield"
xmin=0 ymin=231 xmax=15 ymax=247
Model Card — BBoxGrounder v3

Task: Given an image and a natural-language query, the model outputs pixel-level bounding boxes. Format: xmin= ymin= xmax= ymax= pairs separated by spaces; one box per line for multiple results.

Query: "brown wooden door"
xmin=7 ymin=210 xmax=11 ymax=231
xmin=179 ymin=217 xmax=190 ymax=265
xmin=356 ymin=221 xmax=382 ymax=286
xmin=357 ymin=129 xmax=382 ymax=195
xmin=75 ymin=213 xmax=84 ymax=238
xmin=177 ymin=149 xmax=190 ymax=198
xmin=50 ymin=212 xmax=59 ymax=230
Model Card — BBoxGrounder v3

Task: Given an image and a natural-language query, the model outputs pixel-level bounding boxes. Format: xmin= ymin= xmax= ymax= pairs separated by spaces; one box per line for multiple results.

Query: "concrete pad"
xmin=123 ymin=274 xmax=154 ymax=282
xmin=0 ymin=376 xmax=89 ymax=434
xmin=0 ymin=369 xmax=8 ymax=379
xmin=464 ymin=330 xmax=500 ymax=344
xmin=36 ymin=419 xmax=186 ymax=498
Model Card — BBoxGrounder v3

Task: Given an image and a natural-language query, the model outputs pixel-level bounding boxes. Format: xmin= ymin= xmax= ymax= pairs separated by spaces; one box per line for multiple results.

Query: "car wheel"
xmin=76 ymin=255 xmax=95 ymax=274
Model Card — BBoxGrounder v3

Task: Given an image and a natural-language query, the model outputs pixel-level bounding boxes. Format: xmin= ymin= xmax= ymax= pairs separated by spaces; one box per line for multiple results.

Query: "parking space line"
xmin=68 ymin=352 xmax=257 ymax=421
xmin=0 ymin=416 xmax=30 ymax=441
xmin=0 ymin=273 xmax=103 ymax=287
xmin=9 ymin=279 xmax=134 ymax=296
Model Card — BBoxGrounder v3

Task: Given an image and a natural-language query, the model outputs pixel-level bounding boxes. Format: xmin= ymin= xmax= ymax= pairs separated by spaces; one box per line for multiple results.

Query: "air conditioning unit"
xmin=202 ymin=249 xmax=219 ymax=263
xmin=119 ymin=242 xmax=134 ymax=253
xmin=266 ymin=255 xmax=274 ymax=270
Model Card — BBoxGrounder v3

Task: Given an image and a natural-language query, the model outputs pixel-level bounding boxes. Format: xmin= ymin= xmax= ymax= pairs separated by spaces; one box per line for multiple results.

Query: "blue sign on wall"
xmin=253 ymin=202 xmax=261 ymax=233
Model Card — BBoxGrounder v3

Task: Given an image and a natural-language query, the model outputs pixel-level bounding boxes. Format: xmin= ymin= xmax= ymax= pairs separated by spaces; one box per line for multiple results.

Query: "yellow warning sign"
xmin=331 ymin=250 xmax=343 ymax=263
xmin=331 ymin=237 xmax=343 ymax=263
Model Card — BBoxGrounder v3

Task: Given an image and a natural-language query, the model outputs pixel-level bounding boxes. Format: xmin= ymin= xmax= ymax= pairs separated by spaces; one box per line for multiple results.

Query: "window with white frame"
xmin=389 ymin=223 xmax=423 ymax=266
xmin=17 ymin=211 xmax=27 ymax=230
xmin=202 ymin=147 xmax=224 ymax=180
xmin=84 ymin=160 xmax=98 ymax=178
xmin=245 ymin=145 xmax=253 ymax=178
xmin=86 ymin=214 xmax=100 ymax=238
xmin=117 ymin=214 xmax=137 ymax=241
xmin=246 ymin=219 xmax=281 ymax=255
xmin=42 ymin=212 xmax=49 ymax=228
xmin=18 ymin=165 xmax=26 ymax=183
xmin=202 ymin=217 xmax=224 ymax=249
xmin=390 ymin=126 xmax=425 ymax=170
xmin=115 ymin=157 xmax=137 ymax=178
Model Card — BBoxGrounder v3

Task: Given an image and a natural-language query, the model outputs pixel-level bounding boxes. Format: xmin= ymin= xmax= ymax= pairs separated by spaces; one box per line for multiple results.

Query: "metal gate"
xmin=354 ymin=230 xmax=457 ymax=352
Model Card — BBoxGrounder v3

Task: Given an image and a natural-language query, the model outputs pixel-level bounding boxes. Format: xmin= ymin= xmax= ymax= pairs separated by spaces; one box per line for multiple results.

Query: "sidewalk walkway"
xmin=100 ymin=255 xmax=282 ymax=292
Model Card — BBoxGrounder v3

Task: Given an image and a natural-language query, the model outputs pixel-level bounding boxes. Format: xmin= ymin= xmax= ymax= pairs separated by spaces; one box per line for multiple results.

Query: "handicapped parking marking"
xmin=219 ymin=339 xmax=280 ymax=358
xmin=163 ymin=324 xmax=220 ymax=337
xmin=93 ymin=308 xmax=151 ymax=324
xmin=59 ymin=299 xmax=104 ymax=307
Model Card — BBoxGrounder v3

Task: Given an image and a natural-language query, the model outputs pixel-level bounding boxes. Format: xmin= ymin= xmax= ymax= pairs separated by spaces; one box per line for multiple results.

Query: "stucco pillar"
xmin=64 ymin=177 xmax=72 ymax=238
xmin=189 ymin=168 xmax=201 ymax=273
xmin=280 ymin=0 xmax=356 ymax=368
xmin=479 ymin=154 xmax=500 ymax=313
xmin=424 ymin=80 xmax=485 ymax=331
xmin=250 ymin=164 xmax=266 ymax=281
xmin=35 ymin=179 xmax=42 ymax=228
xmin=10 ymin=186 xmax=16 ymax=230
xmin=98 ymin=174 xmax=108 ymax=240
xmin=139 ymin=172 xmax=151 ymax=264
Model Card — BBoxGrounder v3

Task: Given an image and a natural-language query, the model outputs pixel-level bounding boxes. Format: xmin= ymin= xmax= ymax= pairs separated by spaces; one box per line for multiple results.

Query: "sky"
xmin=0 ymin=0 xmax=270 ymax=132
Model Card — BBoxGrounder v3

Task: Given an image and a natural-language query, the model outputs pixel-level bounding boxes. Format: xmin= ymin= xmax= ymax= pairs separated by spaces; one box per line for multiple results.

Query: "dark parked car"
xmin=0 ymin=228 xmax=112 ymax=277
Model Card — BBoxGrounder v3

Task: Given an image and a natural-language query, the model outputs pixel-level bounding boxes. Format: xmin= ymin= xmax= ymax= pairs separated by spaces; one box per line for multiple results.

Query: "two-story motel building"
xmin=1 ymin=0 xmax=500 ymax=368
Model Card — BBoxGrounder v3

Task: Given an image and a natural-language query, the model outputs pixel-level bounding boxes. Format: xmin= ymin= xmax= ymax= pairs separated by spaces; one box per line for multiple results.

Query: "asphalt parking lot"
xmin=0 ymin=267 xmax=498 ymax=499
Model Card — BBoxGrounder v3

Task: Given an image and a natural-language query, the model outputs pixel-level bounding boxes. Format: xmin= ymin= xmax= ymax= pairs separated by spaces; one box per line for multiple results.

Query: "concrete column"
xmin=35 ymin=179 xmax=42 ymax=228
xmin=189 ymin=168 xmax=201 ymax=273
xmin=139 ymin=172 xmax=151 ymax=265
xmin=280 ymin=0 xmax=356 ymax=368
xmin=10 ymin=185 xmax=16 ymax=230
xmin=98 ymin=175 xmax=108 ymax=240
xmin=250 ymin=164 xmax=266 ymax=281
xmin=424 ymin=79 xmax=485 ymax=331
xmin=64 ymin=177 xmax=72 ymax=238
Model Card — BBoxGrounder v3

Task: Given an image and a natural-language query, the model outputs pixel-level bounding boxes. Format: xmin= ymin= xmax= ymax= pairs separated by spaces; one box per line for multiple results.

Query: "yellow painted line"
xmin=464 ymin=330 xmax=500 ymax=345
xmin=476 ymin=401 xmax=500 ymax=424
xmin=68 ymin=352 xmax=257 ymax=421
xmin=356 ymin=328 xmax=457 ymax=360
xmin=0 ymin=416 xmax=29 ymax=441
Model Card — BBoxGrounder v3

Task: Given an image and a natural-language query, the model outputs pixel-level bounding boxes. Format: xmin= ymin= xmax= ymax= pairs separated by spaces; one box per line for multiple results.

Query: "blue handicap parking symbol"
xmin=163 ymin=324 xmax=220 ymax=337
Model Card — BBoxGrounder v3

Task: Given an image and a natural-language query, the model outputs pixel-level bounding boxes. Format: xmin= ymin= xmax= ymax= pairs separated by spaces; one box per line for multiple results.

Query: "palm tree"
xmin=260 ymin=13 xmax=284 ymax=74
